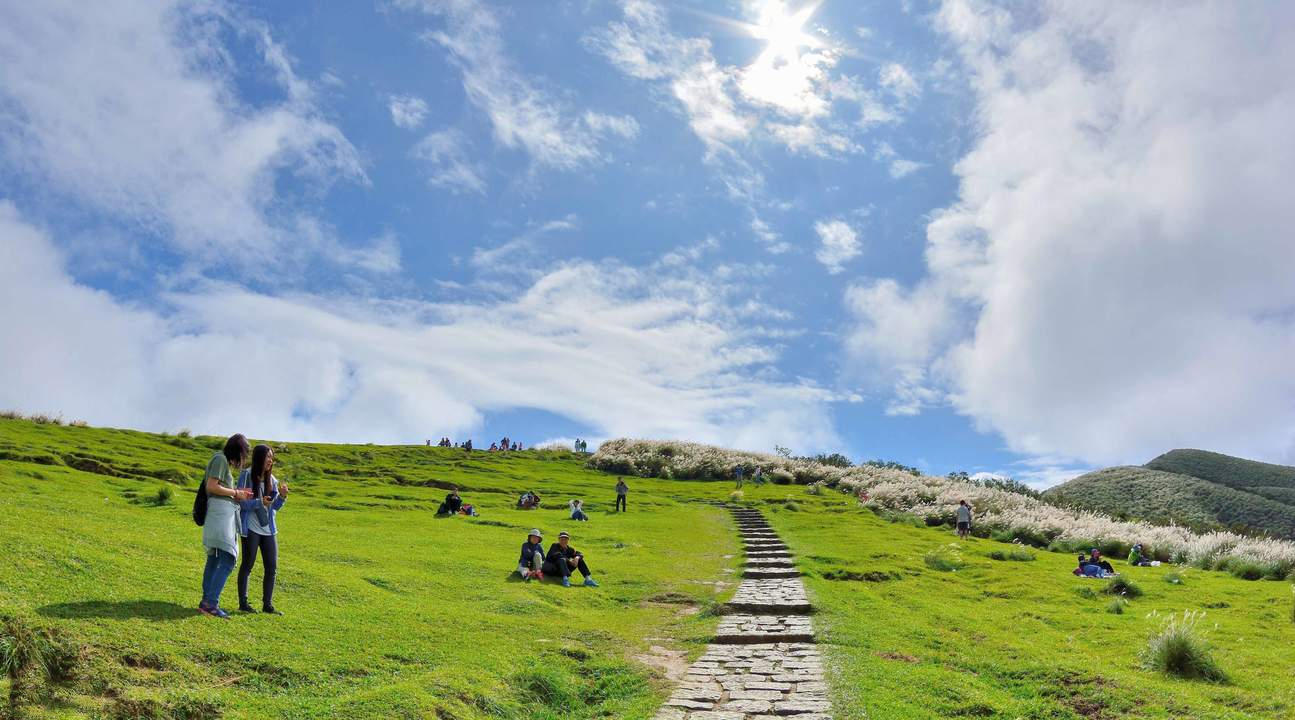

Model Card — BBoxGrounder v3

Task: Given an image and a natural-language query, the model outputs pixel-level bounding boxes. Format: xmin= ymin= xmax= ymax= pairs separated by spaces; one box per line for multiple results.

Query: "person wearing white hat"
xmin=518 ymin=529 xmax=545 ymax=581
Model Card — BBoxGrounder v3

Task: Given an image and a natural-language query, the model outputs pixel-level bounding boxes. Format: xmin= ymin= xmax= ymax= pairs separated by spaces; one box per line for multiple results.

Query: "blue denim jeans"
xmin=201 ymin=548 xmax=237 ymax=608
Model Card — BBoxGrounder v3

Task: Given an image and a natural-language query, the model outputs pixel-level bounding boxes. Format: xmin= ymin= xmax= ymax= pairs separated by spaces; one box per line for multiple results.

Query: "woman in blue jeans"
xmin=200 ymin=434 xmax=253 ymax=618
xmin=236 ymin=444 xmax=288 ymax=614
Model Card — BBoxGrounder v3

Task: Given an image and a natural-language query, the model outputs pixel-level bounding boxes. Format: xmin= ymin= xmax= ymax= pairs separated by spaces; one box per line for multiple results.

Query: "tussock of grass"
xmin=1140 ymin=611 xmax=1226 ymax=682
xmin=1106 ymin=598 xmax=1128 ymax=614
xmin=923 ymin=544 xmax=964 ymax=572
xmin=1162 ymin=571 xmax=1183 ymax=585
xmin=988 ymin=547 xmax=1035 ymax=562
xmin=1103 ymin=576 xmax=1143 ymax=598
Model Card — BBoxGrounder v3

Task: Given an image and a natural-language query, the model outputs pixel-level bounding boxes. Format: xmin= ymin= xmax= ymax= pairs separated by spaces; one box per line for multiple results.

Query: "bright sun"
xmin=749 ymin=0 xmax=821 ymax=54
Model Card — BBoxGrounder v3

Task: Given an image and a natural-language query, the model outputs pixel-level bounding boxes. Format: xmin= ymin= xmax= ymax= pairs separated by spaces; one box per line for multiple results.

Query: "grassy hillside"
xmin=1045 ymin=450 xmax=1295 ymax=539
xmin=0 ymin=419 xmax=740 ymax=719
xmin=4 ymin=419 xmax=1295 ymax=719
xmin=1147 ymin=449 xmax=1295 ymax=492
xmin=1044 ymin=466 xmax=1295 ymax=537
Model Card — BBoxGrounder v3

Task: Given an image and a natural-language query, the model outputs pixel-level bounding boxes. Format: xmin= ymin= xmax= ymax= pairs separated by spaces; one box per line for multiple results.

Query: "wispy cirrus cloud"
xmin=388 ymin=94 xmax=430 ymax=129
xmin=397 ymin=0 xmax=637 ymax=173
xmin=413 ymin=128 xmax=487 ymax=194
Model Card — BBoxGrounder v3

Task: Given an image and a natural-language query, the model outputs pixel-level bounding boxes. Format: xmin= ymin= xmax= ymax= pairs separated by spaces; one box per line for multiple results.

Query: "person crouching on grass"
xmin=200 ymin=434 xmax=254 ymax=619
xmin=237 ymin=444 xmax=288 ymax=615
xmin=544 ymin=531 xmax=598 ymax=588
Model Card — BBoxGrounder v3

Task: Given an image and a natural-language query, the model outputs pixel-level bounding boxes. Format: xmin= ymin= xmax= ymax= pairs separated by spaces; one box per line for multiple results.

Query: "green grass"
xmin=765 ymin=490 xmax=1295 ymax=719
xmin=0 ymin=419 xmax=742 ymax=719
xmin=5 ymin=418 xmax=1295 ymax=719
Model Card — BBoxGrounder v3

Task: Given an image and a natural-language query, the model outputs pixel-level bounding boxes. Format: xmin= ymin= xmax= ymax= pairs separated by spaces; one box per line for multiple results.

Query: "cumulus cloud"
xmin=0 ymin=202 xmax=840 ymax=453
xmin=388 ymin=94 xmax=430 ymax=129
xmin=0 ymin=0 xmax=370 ymax=267
xmin=845 ymin=0 xmax=1295 ymax=468
xmin=813 ymin=219 xmax=861 ymax=274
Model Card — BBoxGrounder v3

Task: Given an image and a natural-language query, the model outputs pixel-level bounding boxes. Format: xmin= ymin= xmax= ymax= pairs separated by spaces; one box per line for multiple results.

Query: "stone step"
xmin=745 ymin=557 xmax=794 ymax=568
xmin=714 ymin=614 xmax=815 ymax=644
xmin=743 ymin=568 xmax=801 ymax=579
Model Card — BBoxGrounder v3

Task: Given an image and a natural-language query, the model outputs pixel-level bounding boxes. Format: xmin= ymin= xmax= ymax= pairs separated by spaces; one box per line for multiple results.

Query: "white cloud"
xmin=470 ymin=214 xmax=581 ymax=269
xmin=400 ymin=0 xmax=628 ymax=172
xmin=0 ymin=0 xmax=370 ymax=267
xmin=878 ymin=63 xmax=920 ymax=103
xmin=813 ymin=219 xmax=861 ymax=274
xmin=750 ymin=216 xmax=792 ymax=254
xmin=583 ymin=111 xmax=641 ymax=139
xmin=0 ymin=201 xmax=840 ymax=453
xmin=888 ymin=158 xmax=924 ymax=178
xmin=845 ymin=0 xmax=1295 ymax=466
xmin=587 ymin=1 xmax=751 ymax=155
xmin=412 ymin=129 xmax=487 ymax=194
xmin=388 ymin=94 xmax=430 ymax=129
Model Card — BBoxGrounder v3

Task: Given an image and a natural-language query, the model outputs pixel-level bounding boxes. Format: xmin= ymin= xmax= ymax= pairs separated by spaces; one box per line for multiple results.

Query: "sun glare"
xmin=750 ymin=0 xmax=821 ymax=53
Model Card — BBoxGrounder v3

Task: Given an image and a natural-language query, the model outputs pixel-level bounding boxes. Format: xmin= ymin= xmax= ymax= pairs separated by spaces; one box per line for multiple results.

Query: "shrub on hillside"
xmin=988 ymin=547 xmax=1035 ymax=562
xmin=1140 ymin=611 xmax=1225 ymax=681
xmin=1107 ymin=598 xmax=1128 ymax=614
xmin=924 ymin=544 xmax=964 ymax=572
xmin=1163 ymin=571 xmax=1184 ymax=585
xmin=155 ymin=485 xmax=174 ymax=506
xmin=591 ymin=438 xmax=1295 ymax=580
xmin=1104 ymin=577 xmax=1143 ymax=598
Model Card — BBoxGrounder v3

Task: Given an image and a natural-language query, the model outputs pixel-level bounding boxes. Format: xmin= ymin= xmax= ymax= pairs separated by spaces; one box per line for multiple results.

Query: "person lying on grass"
xmin=569 ymin=499 xmax=588 ymax=521
xmin=519 ymin=529 xmax=545 ymax=581
xmin=544 ymin=531 xmax=598 ymax=588
xmin=1073 ymin=552 xmax=1118 ymax=578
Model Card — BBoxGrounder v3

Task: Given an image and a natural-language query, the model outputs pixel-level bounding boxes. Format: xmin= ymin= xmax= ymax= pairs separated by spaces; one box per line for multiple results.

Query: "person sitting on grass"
xmin=518 ymin=490 xmax=542 ymax=510
xmin=1127 ymin=543 xmax=1154 ymax=567
xmin=518 ymin=529 xmax=545 ymax=581
xmin=443 ymin=487 xmax=463 ymax=515
xmin=1089 ymin=549 xmax=1115 ymax=574
xmin=569 ymin=499 xmax=588 ymax=521
xmin=543 ymin=531 xmax=598 ymax=588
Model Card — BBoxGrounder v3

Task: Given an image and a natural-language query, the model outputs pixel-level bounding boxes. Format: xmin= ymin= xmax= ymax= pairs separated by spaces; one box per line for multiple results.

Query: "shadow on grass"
xmin=37 ymin=599 xmax=195 ymax=621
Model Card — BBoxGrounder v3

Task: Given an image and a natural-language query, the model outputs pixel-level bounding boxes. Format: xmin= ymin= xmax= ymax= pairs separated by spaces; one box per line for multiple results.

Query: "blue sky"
xmin=2 ymin=1 xmax=1294 ymax=487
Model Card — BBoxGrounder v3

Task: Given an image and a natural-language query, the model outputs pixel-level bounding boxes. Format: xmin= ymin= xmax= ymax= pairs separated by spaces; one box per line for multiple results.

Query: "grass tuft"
xmin=1163 ymin=571 xmax=1184 ymax=585
xmin=1140 ymin=611 xmax=1226 ymax=682
xmin=1106 ymin=598 xmax=1128 ymax=614
xmin=923 ymin=544 xmax=964 ymax=572
xmin=988 ymin=547 xmax=1036 ymax=562
xmin=155 ymin=485 xmax=174 ymax=506
xmin=1103 ymin=576 xmax=1143 ymax=598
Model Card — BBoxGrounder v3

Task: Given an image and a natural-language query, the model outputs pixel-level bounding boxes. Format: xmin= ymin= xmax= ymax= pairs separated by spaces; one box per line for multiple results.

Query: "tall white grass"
xmin=590 ymin=438 xmax=1295 ymax=579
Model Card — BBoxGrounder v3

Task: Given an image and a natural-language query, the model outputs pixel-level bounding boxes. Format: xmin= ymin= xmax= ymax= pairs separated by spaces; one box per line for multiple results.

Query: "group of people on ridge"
xmin=196 ymin=434 xmax=288 ymax=619
xmin=517 ymin=529 xmax=598 ymax=587
xmin=429 ymin=437 xmax=522 ymax=451
xmin=732 ymin=465 xmax=764 ymax=488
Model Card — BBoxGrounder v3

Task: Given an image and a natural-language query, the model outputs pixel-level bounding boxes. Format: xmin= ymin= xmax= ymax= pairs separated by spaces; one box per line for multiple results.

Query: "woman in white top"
xmin=569 ymin=499 xmax=589 ymax=521
xmin=199 ymin=434 xmax=253 ymax=619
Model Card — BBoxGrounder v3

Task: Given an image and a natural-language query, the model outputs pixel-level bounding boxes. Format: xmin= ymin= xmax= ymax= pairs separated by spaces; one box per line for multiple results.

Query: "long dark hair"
xmin=223 ymin=434 xmax=250 ymax=468
xmin=248 ymin=444 xmax=273 ymax=497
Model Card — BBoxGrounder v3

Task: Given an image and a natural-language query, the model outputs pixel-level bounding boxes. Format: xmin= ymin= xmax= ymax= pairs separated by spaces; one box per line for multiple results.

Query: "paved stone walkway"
xmin=653 ymin=506 xmax=834 ymax=719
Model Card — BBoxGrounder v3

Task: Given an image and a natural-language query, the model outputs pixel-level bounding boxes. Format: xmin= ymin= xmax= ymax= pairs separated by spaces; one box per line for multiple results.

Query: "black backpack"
xmin=192 ymin=477 xmax=208 ymax=526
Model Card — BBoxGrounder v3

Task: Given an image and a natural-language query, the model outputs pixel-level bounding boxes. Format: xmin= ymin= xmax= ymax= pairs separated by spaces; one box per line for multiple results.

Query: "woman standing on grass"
xmin=200 ymin=434 xmax=253 ymax=619
xmin=237 ymin=444 xmax=288 ymax=615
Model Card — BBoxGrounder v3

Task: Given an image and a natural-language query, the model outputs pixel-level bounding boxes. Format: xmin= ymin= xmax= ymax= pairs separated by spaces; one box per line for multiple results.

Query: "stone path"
xmin=653 ymin=506 xmax=834 ymax=719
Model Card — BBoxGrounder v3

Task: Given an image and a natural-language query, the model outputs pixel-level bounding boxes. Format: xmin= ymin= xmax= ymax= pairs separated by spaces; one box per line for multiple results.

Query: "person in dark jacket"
xmin=543 ymin=531 xmax=598 ymax=587
xmin=518 ymin=529 xmax=545 ymax=581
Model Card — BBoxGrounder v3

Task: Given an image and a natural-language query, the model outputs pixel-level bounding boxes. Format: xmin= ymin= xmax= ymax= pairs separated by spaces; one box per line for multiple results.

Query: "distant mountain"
xmin=1043 ymin=449 xmax=1295 ymax=539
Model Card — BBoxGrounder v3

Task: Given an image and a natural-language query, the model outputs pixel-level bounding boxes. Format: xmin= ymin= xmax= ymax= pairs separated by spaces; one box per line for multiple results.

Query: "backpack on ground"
xmin=192 ymin=477 xmax=208 ymax=526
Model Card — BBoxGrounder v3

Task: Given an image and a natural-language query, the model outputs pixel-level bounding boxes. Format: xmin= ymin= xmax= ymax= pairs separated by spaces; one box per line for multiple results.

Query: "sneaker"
xmin=208 ymin=607 xmax=231 ymax=620
xmin=239 ymin=603 xmax=257 ymax=613
xmin=523 ymin=571 xmax=532 ymax=582
xmin=535 ymin=571 xmax=544 ymax=581
xmin=262 ymin=606 xmax=283 ymax=616
xmin=198 ymin=602 xmax=215 ymax=616
xmin=561 ymin=577 xmax=571 ymax=587
xmin=583 ymin=578 xmax=599 ymax=588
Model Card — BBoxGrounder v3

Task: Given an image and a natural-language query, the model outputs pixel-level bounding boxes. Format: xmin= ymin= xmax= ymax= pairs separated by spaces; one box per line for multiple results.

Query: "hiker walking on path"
xmin=236 ymin=444 xmax=288 ymax=615
xmin=734 ymin=464 xmax=745 ymax=488
xmin=543 ymin=531 xmax=598 ymax=588
xmin=956 ymin=499 xmax=973 ymax=539
xmin=199 ymin=434 xmax=254 ymax=619
xmin=614 ymin=478 xmax=628 ymax=512
xmin=519 ymin=529 xmax=545 ymax=581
